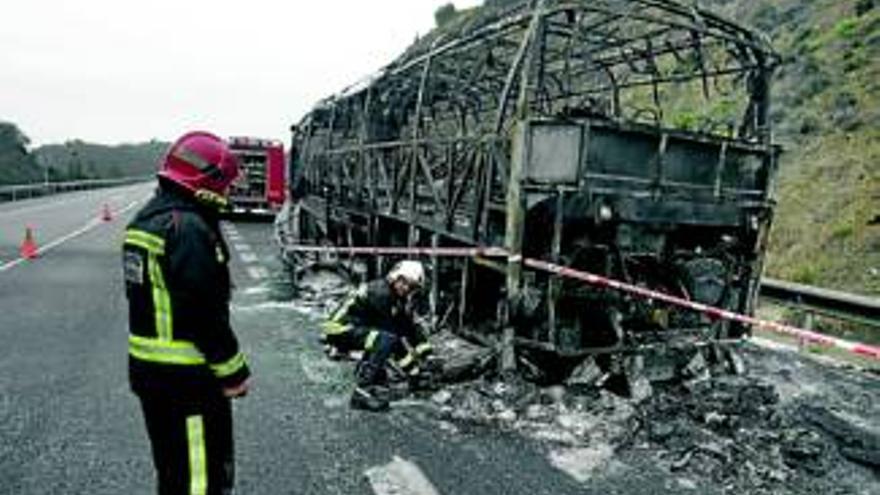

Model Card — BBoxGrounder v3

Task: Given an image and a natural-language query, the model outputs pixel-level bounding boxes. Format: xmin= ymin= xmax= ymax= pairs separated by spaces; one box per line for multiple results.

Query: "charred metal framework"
xmin=288 ymin=0 xmax=780 ymax=377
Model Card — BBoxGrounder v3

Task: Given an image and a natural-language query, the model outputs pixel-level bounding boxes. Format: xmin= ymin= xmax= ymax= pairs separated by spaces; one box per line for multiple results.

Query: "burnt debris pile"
xmin=632 ymin=377 xmax=877 ymax=494
xmin=290 ymin=269 xmax=878 ymax=494
xmin=423 ymin=358 xmax=879 ymax=494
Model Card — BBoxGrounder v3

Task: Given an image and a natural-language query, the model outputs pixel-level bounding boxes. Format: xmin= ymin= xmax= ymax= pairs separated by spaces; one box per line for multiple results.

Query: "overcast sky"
xmin=0 ymin=0 xmax=482 ymax=147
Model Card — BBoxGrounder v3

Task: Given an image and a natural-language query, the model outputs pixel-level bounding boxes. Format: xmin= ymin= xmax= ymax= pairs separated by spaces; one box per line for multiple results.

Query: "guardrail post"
xmin=795 ymin=309 xmax=815 ymax=353
xmin=802 ymin=310 xmax=815 ymax=331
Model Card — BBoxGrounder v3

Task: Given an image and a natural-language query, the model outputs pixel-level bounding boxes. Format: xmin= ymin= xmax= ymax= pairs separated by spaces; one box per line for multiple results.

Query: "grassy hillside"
xmin=698 ymin=0 xmax=879 ymax=296
xmin=429 ymin=1 xmax=879 ymax=296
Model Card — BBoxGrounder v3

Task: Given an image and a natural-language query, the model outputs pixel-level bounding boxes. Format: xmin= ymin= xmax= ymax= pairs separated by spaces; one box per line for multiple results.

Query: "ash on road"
xmin=290 ymin=267 xmax=879 ymax=495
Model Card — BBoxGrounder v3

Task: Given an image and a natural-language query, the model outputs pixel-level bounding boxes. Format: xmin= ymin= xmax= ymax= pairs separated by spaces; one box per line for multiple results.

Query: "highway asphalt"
xmin=0 ymin=184 xmax=876 ymax=494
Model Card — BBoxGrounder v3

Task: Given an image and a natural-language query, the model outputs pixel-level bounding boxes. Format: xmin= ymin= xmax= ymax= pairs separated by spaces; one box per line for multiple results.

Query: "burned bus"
xmin=281 ymin=0 xmax=780 ymax=383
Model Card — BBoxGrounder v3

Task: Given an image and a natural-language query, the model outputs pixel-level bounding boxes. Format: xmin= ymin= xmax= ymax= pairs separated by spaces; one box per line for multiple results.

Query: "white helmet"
xmin=387 ymin=260 xmax=425 ymax=289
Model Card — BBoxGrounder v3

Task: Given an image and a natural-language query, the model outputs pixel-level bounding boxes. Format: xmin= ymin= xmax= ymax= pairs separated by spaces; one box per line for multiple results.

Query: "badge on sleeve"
xmin=124 ymin=251 xmax=145 ymax=285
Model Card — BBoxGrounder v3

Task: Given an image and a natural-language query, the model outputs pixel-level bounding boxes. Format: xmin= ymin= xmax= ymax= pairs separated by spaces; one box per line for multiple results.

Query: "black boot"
xmin=350 ymin=385 xmax=390 ymax=412
xmin=405 ymin=367 xmax=438 ymax=392
xmin=351 ymin=362 xmax=390 ymax=412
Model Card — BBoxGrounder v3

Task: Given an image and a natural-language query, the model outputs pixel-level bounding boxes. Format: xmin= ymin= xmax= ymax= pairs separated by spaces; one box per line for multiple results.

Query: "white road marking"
xmin=365 ymin=456 xmax=441 ymax=495
xmin=233 ymin=243 xmax=252 ymax=253
xmin=0 ymin=200 xmax=141 ymax=273
xmin=247 ymin=266 xmax=269 ymax=280
xmin=240 ymin=286 xmax=270 ymax=296
xmin=230 ymin=301 xmax=317 ymax=315
xmin=239 ymin=253 xmax=258 ymax=263
xmin=322 ymin=395 xmax=348 ymax=408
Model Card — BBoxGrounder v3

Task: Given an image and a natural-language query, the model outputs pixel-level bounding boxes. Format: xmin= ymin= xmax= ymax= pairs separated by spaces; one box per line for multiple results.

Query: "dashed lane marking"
xmin=234 ymin=243 xmax=252 ymax=253
xmin=322 ymin=395 xmax=348 ymax=409
xmin=247 ymin=266 xmax=269 ymax=280
xmin=239 ymin=253 xmax=258 ymax=263
xmin=365 ymin=456 xmax=441 ymax=495
xmin=230 ymin=300 xmax=317 ymax=315
xmin=240 ymin=286 xmax=270 ymax=296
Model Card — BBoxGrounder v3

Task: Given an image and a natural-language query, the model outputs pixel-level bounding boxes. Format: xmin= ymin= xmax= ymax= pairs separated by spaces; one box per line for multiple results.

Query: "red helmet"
xmin=158 ymin=131 xmax=240 ymax=197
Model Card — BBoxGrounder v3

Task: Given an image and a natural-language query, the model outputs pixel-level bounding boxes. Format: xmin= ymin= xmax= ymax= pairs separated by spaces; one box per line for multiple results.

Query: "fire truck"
xmin=227 ymin=136 xmax=286 ymax=215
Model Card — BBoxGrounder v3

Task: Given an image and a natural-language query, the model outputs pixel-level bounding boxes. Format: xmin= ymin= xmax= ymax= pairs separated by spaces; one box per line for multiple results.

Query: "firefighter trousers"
xmin=326 ymin=327 xmax=411 ymax=384
xmin=137 ymin=391 xmax=234 ymax=495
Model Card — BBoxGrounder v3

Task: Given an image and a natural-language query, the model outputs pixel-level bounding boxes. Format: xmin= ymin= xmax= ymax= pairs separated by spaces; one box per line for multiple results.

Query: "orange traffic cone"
xmin=19 ymin=226 xmax=39 ymax=260
xmin=102 ymin=203 xmax=113 ymax=222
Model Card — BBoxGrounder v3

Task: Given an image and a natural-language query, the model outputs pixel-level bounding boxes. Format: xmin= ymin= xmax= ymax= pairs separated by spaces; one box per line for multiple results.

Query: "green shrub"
xmin=435 ymin=3 xmax=457 ymax=27
xmin=671 ymin=111 xmax=698 ymax=131
xmin=792 ymin=264 xmax=821 ymax=285
xmin=830 ymin=223 xmax=854 ymax=240
xmin=833 ymin=17 xmax=859 ymax=39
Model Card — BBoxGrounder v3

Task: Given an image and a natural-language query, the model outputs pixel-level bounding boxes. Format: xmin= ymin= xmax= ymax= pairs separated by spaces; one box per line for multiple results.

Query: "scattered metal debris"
xmin=292 ymin=263 xmax=879 ymax=494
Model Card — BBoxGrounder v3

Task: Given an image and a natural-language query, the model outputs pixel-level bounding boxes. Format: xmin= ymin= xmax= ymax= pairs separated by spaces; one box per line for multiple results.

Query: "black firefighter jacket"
xmin=325 ymin=279 xmax=431 ymax=355
xmin=123 ymin=185 xmax=249 ymax=399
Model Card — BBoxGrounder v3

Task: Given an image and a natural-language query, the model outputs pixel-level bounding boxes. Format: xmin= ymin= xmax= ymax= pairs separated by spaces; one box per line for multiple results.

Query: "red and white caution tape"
xmin=283 ymin=243 xmax=880 ymax=360
xmin=522 ymin=257 xmax=880 ymax=360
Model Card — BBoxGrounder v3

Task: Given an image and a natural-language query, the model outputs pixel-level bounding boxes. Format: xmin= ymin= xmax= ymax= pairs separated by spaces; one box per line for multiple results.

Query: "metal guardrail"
xmin=0 ymin=176 xmax=153 ymax=203
xmin=760 ymin=278 xmax=880 ymax=329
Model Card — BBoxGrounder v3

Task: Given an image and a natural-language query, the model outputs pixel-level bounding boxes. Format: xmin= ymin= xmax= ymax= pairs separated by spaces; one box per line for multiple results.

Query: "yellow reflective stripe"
xmin=397 ymin=352 xmax=416 ymax=369
xmin=329 ymin=284 xmax=367 ymax=322
xmin=125 ymin=237 xmax=163 ymax=255
xmin=148 ymin=254 xmax=173 ymax=341
xmin=129 ymin=335 xmax=206 ymax=365
xmin=415 ymin=342 xmax=433 ymax=355
xmin=124 ymin=229 xmax=173 ymax=340
xmin=364 ymin=330 xmax=379 ymax=351
xmin=124 ymin=229 xmax=165 ymax=255
xmin=193 ymin=189 xmax=229 ymax=210
xmin=210 ymin=352 xmax=246 ymax=378
xmin=186 ymin=415 xmax=207 ymax=495
xmin=321 ymin=321 xmax=351 ymax=336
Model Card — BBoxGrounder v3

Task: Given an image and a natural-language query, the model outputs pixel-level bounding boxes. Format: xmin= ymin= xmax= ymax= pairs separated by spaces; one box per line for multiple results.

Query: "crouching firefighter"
xmin=323 ymin=260 xmax=434 ymax=412
xmin=123 ymin=131 xmax=251 ymax=494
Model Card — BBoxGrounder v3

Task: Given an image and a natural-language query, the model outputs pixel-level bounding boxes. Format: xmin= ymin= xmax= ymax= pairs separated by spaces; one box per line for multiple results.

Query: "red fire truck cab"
xmin=227 ymin=136 xmax=286 ymax=214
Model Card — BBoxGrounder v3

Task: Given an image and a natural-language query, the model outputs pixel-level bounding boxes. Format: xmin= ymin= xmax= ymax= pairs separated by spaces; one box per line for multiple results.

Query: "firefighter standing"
xmin=123 ymin=131 xmax=250 ymax=494
xmin=323 ymin=261 xmax=433 ymax=411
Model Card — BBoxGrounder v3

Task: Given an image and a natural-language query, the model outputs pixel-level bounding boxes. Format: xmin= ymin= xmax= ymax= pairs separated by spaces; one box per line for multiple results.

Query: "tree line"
xmin=0 ymin=121 xmax=167 ymax=186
